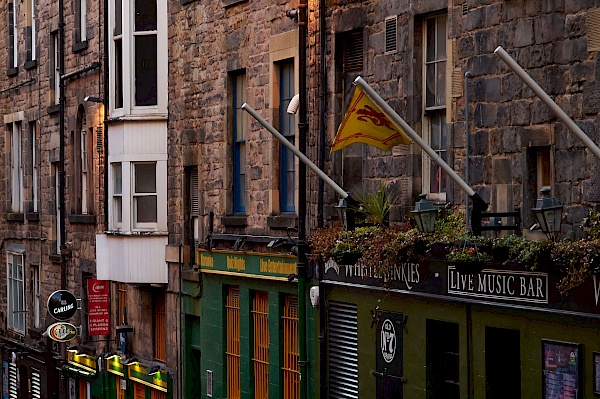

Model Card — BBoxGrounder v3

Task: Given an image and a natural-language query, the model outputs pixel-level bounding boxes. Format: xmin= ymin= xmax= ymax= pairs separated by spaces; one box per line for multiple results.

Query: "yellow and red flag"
xmin=331 ymin=86 xmax=412 ymax=152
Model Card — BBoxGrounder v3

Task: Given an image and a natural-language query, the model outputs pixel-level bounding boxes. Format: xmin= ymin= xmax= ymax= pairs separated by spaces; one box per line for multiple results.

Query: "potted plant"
xmin=331 ymin=240 xmax=363 ymax=265
xmin=446 ymin=246 xmax=490 ymax=274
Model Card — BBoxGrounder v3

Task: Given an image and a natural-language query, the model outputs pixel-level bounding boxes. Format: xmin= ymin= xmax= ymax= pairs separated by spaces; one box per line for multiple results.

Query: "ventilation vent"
xmin=343 ymin=30 xmax=364 ymax=73
xmin=191 ymin=167 xmax=199 ymax=216
xmin=462 ymin=3 xmax=468 ymax=16
xmin=96 ymin=125 xmax=103 ymax=153
xmin=452 ymin=68 xmax=463 ymax=97
xmin=589 ymin=8 xmax=600 ymax=51
xmin=328 ymin=301 xmax=359 ymax=399
xmin=31 ymin=370 xmax=41 ymax=399
xmin=385 ymin=16 xmax=398 ymax=54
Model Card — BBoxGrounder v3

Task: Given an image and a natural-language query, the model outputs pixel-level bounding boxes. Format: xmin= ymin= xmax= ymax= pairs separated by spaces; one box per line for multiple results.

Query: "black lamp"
xmin=84 ymin=96 xmax=103 ymax=103
xmin=411 ymin=194 xmax=437 ymax=233
xmin=531 ymin=187 xmax=563 ymax=241
xmin=335 ymin=197 xmax=356 ymax=231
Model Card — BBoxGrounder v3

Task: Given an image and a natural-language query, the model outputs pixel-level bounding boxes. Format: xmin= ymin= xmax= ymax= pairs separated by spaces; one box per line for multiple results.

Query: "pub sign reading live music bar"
xmin=321 ymin=259 xmax=600 ymax=317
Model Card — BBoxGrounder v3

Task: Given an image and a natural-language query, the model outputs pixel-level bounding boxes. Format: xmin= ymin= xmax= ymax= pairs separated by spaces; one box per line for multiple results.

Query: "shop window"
xmin=7 ymin=252 xmax=25 ymax=334
xmin=426 ymin=319 xmax=459 ymax=399
xmin=231 ymin=72 xmax=247 ymax=214
xmin=252 ymin=291 xmax=269 ymax=399
xmin=226 ymin=286 xmax=241 ymax=399
xmin=277 ymin=60 xmax=296 ymax=213
xmin=154 ymin=289 xmax=166 ymax=361
xmin=485 ymin=327 xmax=520 ymax=399
xmin=422 ymin=13 xmax=448 ymax=203
xmin=328 ymin=301 xmax=358 ymax=398
xmin=283 ymin=295 xmax=299 ymax=399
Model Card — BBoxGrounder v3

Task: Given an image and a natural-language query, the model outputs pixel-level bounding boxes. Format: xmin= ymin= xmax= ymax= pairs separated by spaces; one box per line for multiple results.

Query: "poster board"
xmin=594 ymin=352 xmax=600 ymax=395
xmin=543 ymin=340 xmax=581 ymax=399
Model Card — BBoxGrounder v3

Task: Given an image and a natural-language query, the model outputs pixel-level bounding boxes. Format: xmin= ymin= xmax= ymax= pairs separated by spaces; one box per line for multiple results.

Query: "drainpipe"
xmin=317 ymin=0 xmax=327 ymax=229
xmin=297 ymin=1 xmax=309 ymax=399
xmin=59 ymin=0 xmax=66 ymax=291
xmin=465 ymin=71 xmax=471 ymax=231
xmin=103 ymin=0 xmax=110 ymax=229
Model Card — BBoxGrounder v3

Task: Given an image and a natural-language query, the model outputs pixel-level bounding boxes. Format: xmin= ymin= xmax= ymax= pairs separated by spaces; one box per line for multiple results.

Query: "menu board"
xmin=594 ymin=352 xmax=600 ymax=395
xmin=543 ymin=341 xmax=580 ymax=399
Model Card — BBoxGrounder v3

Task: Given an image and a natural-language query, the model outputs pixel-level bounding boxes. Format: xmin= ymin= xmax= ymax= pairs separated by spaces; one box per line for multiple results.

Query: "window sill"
xmin=26 ymin=212 xmax=39 ymax=221
xmin=24 ymin=60 xmax=37 ymax=70
xmin=28 ymin=327 xmax=42 ymax=339
xmin=5 ymin=212 xmax=24 ymax=222
xmin=221 ymin=215 xmax=248 ymax=227
xmin=68 ymin=214 xmax=96 ymax=224
xmin=104 ymin=229 xmax=168 ymax=236
xmin=47 ymin=104 xmax=60 ymax=115
xmin=267 ymin=215 xmax=297 ymax=230
xmin=223 ymin=0 xmax=248 ymax=6
xmin=7 ymin=67 xmax=18 ymax=77
xmin=180 ymin=0 xmax=197 ymax=4
xmin=72 ymin=40 xmax=88 ymax=53
xmin=49 ymin=254 xmax=62 ymax=263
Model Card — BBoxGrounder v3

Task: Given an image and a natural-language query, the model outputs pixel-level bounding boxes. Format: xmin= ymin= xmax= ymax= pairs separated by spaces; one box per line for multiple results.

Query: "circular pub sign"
xmin=46 ymin=322 xmax=78 ymax=342
xmin=380 ymin=318 xmax=396 ymax=364
xmin=47 ymin=290 xmax=78 ymax=321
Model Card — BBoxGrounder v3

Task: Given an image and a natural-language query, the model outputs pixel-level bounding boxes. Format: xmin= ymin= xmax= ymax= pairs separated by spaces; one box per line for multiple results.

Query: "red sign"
xmin=87 ymin=279 xmax=110 ymax=336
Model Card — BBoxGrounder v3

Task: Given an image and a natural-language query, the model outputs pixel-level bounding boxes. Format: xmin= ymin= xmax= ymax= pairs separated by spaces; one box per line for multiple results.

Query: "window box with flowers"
xmin=331 ymin=241 xmax=362 ymax=265
xmin=446 ymin=246 xmax=490 ymax=274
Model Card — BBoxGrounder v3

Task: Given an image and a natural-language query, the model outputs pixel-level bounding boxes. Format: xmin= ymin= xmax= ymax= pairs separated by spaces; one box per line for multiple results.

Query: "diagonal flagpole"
xmin=241 ymin=102 xmax=349 ymax=199
xmin=353 ymin=76 xmax=488 ymax=210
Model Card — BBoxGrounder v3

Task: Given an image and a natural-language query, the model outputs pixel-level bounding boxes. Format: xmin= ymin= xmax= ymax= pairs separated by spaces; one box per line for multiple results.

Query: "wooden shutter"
xmin=282 ymin=295 xmax=299 ymax=399
xmin=328 ymin=301 xmax=359 ymax=399
xmin=226 ymin=286 xmax=241 ymax=399
xmin=252 ymin=291 xmax=269 ymax=399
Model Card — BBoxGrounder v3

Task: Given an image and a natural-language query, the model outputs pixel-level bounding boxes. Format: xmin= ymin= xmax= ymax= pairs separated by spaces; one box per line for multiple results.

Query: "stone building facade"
xmin=0 ymin=0 xmax=106 ymax=397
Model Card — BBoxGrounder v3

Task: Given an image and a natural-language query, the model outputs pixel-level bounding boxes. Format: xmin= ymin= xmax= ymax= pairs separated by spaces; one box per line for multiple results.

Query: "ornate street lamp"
xmin=411 ymin=194 xmax=437 ymax=233
xmin=531 ymin=187 xmax=563 ymax=241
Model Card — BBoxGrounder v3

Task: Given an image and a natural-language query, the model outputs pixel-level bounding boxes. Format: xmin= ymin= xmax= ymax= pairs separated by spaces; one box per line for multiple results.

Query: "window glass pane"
xmin=135 ymin=196 xmax=157 ymax=223
xmin=426 ymin=64 xmax=436 ymax=107
xmin=134 ymin=0 xmax=156 ymax=31
xmin=135 ymin=35 xmax=157 ymax=106
xmin=114 ymin=0 xmax=122 ymax=36
xmin=114 ymin=164 xmax=122 ymax=194
xmin=115 ymin=39 xmax=123 ymax=108
xmin=426 ymin=18 xmax=435 ymax=62
xmin=437 ymin=16 xmax=447 ymax=60
xmin=114 ymin=197 xmax=122 ymax=223
xmin=235 ymin=108 xmax=245 ymax=141
xmin=135 ymin=164 xmax=156 ymax=193
xmin=436 ymin=61 xmax=446 ymax=106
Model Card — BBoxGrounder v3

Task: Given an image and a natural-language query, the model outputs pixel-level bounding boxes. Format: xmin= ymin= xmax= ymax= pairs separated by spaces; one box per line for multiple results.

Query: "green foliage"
xmin=585 ymin=209 xmax=600 ymax=240
xmin=352 ymin=183 xmax=396 ymax=226
xmin=446 ymin=246 xmax=490 ymax=263
xmin=431 ymin=208 xmax=467 ymax=242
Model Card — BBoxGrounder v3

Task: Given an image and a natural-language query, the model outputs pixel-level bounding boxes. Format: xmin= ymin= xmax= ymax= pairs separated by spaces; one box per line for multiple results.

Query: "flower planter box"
xmin=452 ymin=261 xmax=485 ymax=274
xmin=333 ymin=252 xmax=362 ymax=266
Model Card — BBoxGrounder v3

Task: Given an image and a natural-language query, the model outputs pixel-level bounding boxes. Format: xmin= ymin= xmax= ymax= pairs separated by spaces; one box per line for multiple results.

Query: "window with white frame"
xmin=32 ymin=264 xmax=40 ymax=329
xmin=53 ymin=162 xmax=61 ymax=254
xmin=26 ymin=0 xmax=36 ymax=63
xmin=422 ymin=13 xmax=448 ymax=202
xmin=232 ymin=72 xmax=247 ymax=214
xmin=30 ymin=122 xmax=38 ymax=213
xmin=109 ymin=0 xmax=166 ymax=114
xmin=76 ymin=0 xmax=87 ymax=43
xmin=112 ymin=163 xmax=122 ymax=228
xmin=52 ymin=32 xmax=60 ymax=104
xmin=7 ymin=253 xmax=25 ymax=334
xmin=8 ymin=2 xmax=17 ymax=70
xmin=81 ymin=128 xmax=89 ymax=213
xmin=133 ymin=162 xmax=157 ymax=228
xmin=9 ymin=122 xmax=23 ymax=213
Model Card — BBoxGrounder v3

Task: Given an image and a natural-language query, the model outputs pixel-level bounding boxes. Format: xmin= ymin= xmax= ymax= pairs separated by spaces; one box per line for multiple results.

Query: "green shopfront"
xmin=183 ymin=249 xmax=317 ymax=399
xmin=321 ymin=257 xmax=600 ymax=399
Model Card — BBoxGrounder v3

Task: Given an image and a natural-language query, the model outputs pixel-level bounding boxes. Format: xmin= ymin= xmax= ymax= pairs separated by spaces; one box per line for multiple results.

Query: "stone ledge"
xmin=267 ymin=215 xmax=297 ymax=230
xmin=49 ymin=254 xmax=62 ymax=264
xmin=26 ymin=212 xmax=39 ymax=221
xmin=47 ymin=104 xmax=60 ymax=115
xmin=68 ymin=214 xmax=96 ymax=224
xmin=24 ymin=60 xmax=37 ymax=70
xmin=7 ymin=67 xmax=18 ymax=77
xmin=72 ymin=40 xmax=88 ymax=53
xmin=221 ymin=215 xmax=248 ymax=227
xmin=223 ymin=0 xmax=248 ymax=7
xmin=5 ymin=212 xmax=24 ymax=222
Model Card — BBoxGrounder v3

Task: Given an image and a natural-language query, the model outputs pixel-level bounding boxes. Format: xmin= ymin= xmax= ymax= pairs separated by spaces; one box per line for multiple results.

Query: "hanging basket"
xmin=452 ymin=260 xmax=485 ymax=274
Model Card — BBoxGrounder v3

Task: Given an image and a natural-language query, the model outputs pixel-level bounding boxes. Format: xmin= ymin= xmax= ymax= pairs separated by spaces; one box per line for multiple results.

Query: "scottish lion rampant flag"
xmin=331 ymin=86 xmax=412 ymax=152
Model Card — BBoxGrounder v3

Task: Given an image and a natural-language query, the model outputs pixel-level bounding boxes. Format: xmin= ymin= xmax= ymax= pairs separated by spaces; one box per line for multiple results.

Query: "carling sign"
xmin=87 ymin=279 xmax=110 ymax=336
